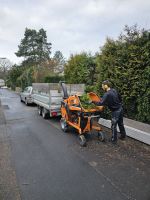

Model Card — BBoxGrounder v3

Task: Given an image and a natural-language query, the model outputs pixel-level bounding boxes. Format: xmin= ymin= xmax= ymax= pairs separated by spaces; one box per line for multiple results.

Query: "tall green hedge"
xmin=44 ymin=75 xmax=64 ymax=83
xmin=64 ymin=25 xmax=150 ymax=123
xmin=96 ymin=25 xmax=150 ymax=123
xmin=64 ymin=52 xmax=96 ymax=85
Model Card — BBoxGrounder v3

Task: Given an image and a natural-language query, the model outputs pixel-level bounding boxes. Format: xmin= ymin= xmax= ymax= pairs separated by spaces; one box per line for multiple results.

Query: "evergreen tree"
xmin=15 ymin=28 xmax=51 ymax=64
xmin=53 ymin=51 xmax=65 ymax=65
xmin=64 ymin=52 xmax=96 ymax=85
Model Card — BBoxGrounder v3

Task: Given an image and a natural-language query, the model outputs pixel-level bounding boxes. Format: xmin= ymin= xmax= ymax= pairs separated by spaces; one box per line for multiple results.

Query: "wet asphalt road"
xmin=0 ymin=89 xmax=150 ymax=200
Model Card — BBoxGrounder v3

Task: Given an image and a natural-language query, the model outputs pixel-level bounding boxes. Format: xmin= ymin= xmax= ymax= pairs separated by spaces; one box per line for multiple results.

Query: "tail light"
xmin=51 ymin=112 xmax=57 ymax=117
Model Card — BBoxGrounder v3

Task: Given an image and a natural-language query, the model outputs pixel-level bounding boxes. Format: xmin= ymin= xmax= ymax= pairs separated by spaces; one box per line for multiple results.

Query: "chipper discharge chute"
xmin=60 ymin=82 xmax=105 ymax=146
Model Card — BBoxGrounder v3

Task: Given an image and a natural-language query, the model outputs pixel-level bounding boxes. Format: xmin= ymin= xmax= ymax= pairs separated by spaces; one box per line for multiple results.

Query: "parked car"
xmin=1 ymin=86 xmax=8 ymax=89
xmin=20 ymin=86 xmax=34 ymax=105
xmin=0 ymin=79 xmax=5 ymax=88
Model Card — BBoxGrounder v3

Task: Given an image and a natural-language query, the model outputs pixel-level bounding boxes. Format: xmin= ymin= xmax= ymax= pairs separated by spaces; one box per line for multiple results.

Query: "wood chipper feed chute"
xmin=79 ymin=92 xmax=104 ymax=112
xmin=60 ymin=83 xmax=105 ymax=146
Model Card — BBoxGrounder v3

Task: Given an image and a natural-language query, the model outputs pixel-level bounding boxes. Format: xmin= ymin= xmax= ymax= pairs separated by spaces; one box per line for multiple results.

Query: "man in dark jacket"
xmin=93 ymin=80 xmax=126 ymax=144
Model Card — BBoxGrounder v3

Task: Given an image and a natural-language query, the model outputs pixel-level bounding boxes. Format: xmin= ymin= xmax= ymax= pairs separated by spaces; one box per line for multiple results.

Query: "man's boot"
xmin=109 ymin=137 xmax=117 ymax=144
xmin=119 ymin=133 xmax=126 ymax=140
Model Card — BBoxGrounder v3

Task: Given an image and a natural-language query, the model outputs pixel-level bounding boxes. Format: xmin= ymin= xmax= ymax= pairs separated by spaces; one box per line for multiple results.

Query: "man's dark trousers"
xmin=111 ymin=107 xmax=126 ymax=141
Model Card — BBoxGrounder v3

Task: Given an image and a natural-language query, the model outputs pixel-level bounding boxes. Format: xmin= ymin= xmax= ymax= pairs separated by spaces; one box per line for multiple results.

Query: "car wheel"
xmin=20 ymin=97 xmax=23 ymax=102
xmin=25 ymin=98 xmax=28 ymax=106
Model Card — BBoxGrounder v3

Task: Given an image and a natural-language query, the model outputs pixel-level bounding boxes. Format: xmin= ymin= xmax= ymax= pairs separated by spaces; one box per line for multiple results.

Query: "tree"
xmin=0 ymin=58 xmax=12 ymax=80
xmin=53 ymin=51 xmax=65 ymax=74
xmin=17 ymin=67 xmax=34 ymax=89
xmin=64 ymin=52 xmax=96 ymax=86
xmin=15 ymin=28 xmax=51 ymax=64
xmin=53 ymin=51 xmax=65 ymax=65
xmin=7 ymin=65 xmax=24 ymax=90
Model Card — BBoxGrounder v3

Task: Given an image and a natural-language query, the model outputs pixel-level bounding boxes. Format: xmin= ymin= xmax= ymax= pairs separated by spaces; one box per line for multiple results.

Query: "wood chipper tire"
xmin=60 ymin=118 xmax=68 ymax=132
xmin=98 ymin=131 xmax=105 ymax=142
xmin=38 ymin=106 xmax=42 ymax=116
xmin=79 ymin=135 xmax=87 ymax=147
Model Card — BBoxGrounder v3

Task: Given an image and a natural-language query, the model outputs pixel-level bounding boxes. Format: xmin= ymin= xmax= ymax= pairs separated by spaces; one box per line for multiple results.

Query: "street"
xmin=0 ymin=89 xmax=150 ymax=200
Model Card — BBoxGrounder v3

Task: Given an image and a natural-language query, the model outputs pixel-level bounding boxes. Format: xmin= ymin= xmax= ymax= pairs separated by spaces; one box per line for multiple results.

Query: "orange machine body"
xmin=61 ymin=92 xmax=104 ymax=135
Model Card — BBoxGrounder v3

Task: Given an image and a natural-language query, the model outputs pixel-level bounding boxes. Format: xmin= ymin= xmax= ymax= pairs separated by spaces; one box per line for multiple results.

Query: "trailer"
xmin=32 ymin=83 xmax=85 ymax=119
xmin=32 ymin=83 xmax=63 ymax=119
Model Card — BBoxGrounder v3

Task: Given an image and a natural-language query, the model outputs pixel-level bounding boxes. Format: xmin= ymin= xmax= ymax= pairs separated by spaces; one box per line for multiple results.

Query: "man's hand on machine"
xmin=92 ymin=101 xmax=100 ymax=106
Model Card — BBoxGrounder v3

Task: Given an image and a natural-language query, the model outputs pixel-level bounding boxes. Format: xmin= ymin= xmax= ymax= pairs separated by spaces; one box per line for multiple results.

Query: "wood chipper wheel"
xmin=79 ymin=134 xmax=86 ymax=147
xmin=98 ymin=131 xmax=105 ymax=142
xmin=60 ymin=118 xmax=68 ymax=132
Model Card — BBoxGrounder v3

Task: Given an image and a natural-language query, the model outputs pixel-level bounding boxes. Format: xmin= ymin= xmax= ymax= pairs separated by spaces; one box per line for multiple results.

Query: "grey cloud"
xmin=0 ymin=0 xmax=149 ymax=63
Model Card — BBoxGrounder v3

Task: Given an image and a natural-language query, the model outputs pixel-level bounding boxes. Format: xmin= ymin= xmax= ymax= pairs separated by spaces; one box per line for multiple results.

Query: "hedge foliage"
xmin=64 ymin=25 xmax=150 ymax=123
xmin=44 ymin=75 xmax=64 ymax=83
xmin=64 ymin=53 xmax=96 ymax=86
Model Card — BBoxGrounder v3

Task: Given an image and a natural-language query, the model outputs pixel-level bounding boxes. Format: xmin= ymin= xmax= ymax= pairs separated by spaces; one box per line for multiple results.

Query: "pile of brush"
xmin=79 ymin=93 xmax=97 ymax=109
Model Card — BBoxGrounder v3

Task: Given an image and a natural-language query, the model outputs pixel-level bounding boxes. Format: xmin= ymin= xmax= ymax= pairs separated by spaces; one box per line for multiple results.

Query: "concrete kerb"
xmin=98 ymin=118 xmax=150 ymax=145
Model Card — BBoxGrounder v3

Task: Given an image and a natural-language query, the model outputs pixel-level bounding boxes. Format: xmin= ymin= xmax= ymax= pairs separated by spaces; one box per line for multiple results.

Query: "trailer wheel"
xmin=38 ymin=106 xmax=42 ymax=116
xmin=79 ymin=135 xmax=86 ymax=147
xmin=98 ymin=131 xmax=105 ymax=142
xmin=60 ymin=118 xmax=68 ymax=132
xmin=42 ymin=108 xmax=48 ymax=119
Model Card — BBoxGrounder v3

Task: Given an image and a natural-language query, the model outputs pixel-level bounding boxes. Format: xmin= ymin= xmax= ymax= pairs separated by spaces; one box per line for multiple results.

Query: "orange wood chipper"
xmin=60 ymin=82 xmax=105 ymax=146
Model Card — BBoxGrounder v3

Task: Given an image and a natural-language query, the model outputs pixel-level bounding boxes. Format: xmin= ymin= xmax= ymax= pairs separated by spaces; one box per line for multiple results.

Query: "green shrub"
xmin=44 ymin=75 xmax=64 ymax=83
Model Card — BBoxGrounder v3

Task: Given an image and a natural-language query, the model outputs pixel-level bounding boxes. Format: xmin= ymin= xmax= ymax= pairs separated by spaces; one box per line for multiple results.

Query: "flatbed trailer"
xmin=32 ymin=83 xmax=62 ymax=118
xmin=32 ymin=83 xmax=85 ymax=119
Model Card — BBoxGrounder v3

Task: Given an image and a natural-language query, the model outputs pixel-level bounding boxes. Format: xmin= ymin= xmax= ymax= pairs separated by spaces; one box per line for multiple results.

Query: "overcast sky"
xmin=0 ymin=0 xmax=149 ymax=64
